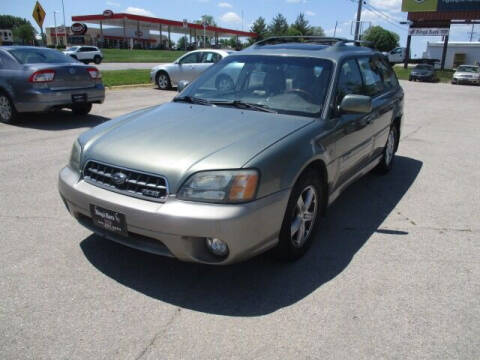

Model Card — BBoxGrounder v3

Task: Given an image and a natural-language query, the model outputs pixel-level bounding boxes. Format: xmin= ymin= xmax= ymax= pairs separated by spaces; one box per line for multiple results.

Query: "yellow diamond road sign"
xmin=32 ymin=1 xmax=46 ymax=28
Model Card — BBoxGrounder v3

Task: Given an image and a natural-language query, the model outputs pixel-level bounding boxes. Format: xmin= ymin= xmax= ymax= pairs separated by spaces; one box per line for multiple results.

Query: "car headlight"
xmin=69 ymin=139 xmax=82 ymax=172
xmin=178 ymin=170 xmax=259 ymax=203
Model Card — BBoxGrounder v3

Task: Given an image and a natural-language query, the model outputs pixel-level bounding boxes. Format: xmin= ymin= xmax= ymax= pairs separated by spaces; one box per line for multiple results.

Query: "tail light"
xmin=29 ymin=69 xmax=55 ymax=82
xmin=87 ymin=67 xmax=101 ymax=79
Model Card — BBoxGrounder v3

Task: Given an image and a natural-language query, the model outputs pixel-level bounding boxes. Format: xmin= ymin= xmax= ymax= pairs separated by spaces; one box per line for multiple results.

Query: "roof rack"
xmin=254 ymin=36 xmax=347 ymax=46
xmin=253 ymin=36 xmax=373 ymax=48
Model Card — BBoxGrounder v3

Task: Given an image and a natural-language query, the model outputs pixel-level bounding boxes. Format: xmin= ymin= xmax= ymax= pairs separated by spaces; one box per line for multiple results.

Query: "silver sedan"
xmin=150 ymin=49 xmax=233 ymax=89
xmin=0 ymin=46 xmax=105 ymax=124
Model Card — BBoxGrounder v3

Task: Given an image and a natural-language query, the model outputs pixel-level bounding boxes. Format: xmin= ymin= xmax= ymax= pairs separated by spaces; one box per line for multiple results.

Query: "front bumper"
xmin=15 ymin=84 xmax=105 ymax=113
xmin=453 ymin=77 xmax=480 ymax=84
xmin=58 ymin=166 xmax=290 ymax=265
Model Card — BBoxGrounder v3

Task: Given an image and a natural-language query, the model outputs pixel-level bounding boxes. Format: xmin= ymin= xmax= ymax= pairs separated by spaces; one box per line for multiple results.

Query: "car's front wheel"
xmin=375 ymin=125 xmax=398 ymax=174
xmin=71 ymin=103 xmax=92 ymax=116
xmin=274 ymin=170 xmax=323 ymax=261
xmin=0 ymin=92 xmax=17 ymax=124
xmin=156 ymin=72 xmax=171 ymax=90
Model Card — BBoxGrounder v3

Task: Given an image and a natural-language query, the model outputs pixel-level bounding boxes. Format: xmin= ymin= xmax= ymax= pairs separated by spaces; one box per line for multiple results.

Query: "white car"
xmin=63 ymin=46 xmax=103 ymax=64
xmin=452 ymin=65 xmax=480 ymax=85
xmin=150 ymin=49 xmax=233 ymax=89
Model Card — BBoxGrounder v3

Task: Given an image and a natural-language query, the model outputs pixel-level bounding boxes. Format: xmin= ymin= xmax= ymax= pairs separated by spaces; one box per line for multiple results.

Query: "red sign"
xmin=103 ymin=10 xmax=113 ymax=17
xmin=71 ymin=22 xmax=87 ymax=35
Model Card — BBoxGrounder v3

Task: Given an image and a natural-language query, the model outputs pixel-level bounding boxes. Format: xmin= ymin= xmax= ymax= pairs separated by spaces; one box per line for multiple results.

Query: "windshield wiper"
xmin=210 ymin=100 xmax=277 ymax=113
xmin=173 ymin=96 xmax=212 ymax=106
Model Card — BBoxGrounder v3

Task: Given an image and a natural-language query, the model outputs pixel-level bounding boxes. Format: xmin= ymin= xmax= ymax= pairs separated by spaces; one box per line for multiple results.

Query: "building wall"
xmin=0 ymin=29 xmax=14 ymax=44
xmin=425 ymin=42 xmax=480 ymax=69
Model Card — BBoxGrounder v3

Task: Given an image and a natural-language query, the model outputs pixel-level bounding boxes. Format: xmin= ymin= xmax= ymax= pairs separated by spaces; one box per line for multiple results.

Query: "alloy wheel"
xmin=157 ymin=74 xmax=169 ymax=89
xmin=385 ymin=128 xmax=396 ymax=166
xmin=291 ymin=185 xmax=318 ymax=248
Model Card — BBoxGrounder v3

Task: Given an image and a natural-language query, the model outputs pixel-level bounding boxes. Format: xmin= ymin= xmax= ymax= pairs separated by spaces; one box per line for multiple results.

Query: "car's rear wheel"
xmin=156 ymin=72 xmax=171 ymax=90
xmin=273 ymin=170 xmax=323 ymax=261
xmin=94 ymin=55 xmax=102 ymax=64
xmin=375 ymin=125 xmax=398 ymax=174
xmin=0 ymin=92 xmax=17 ymax=124
xmin=71 ymin=103 xmax=92 ymax=116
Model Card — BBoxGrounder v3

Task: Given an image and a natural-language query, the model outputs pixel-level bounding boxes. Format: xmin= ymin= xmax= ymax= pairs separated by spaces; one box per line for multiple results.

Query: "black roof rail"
xmin=253 ymin=36 xmax=348 ymax=47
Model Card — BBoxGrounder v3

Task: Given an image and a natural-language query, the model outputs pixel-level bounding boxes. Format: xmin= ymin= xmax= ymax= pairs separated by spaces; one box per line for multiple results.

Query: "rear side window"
xmin=375 ymin=57 xmax=399 ymax=90
xmin=202 ymin=52 xmax=221 ymax=63
xmin=357 ymin=57 xmax=385 ymax=97
xmin=335 ymin=58 xmax=364 ymax=106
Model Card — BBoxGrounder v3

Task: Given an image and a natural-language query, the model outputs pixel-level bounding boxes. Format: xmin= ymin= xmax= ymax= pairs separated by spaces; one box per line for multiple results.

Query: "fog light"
xmin=205 ymin=238 xmax=229 ymax=257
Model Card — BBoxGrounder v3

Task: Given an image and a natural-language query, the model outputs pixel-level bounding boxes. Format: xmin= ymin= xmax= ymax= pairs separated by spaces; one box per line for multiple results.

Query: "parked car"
xmin=451 ymin=65 xmax=480 ymax=85
xmin=0 ymin=46 xmax=104 ymax=124
xmin=63 ymin=46 xmax=103 ymax=64
xmin=150 ymin=49 xmax=233 ymax=89
xmin=59 ymin=37 xmax=403 ymax=265
xmin=409 ymin=64 xmax=436 ymax=82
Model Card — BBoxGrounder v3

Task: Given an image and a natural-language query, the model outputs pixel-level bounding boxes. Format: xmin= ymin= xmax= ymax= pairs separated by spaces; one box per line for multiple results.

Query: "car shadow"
xmin=15 ymin=110 xmax=109 ymax=131
xmin=80 ymin=155 xmax=422 ymax=317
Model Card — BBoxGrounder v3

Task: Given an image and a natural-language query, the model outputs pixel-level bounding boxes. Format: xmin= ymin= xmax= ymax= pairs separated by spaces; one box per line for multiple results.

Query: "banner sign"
xmin=402 ymin=0 xmax=480 ymax=12
xmin=409 ymin=27 xmax=450 ymax=36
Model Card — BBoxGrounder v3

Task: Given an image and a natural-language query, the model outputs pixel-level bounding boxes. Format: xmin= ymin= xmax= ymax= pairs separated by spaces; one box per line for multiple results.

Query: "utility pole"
xmin=333 ymin=21 xmax=338 ymax=37
xmin=61 ymin=0 xmax=67 ymax=46
xmin=53 ymin=11 xmax=59 ymax=47
xmin=354 ymin=0 xmax=363 ymax=41
xmin=469 ymin=24 xmax=475 ymax=42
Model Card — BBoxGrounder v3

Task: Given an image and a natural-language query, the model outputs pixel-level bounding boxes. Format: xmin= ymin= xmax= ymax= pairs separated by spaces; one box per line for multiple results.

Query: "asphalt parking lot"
xmin=1 ymin=81 xmax=479 ymax=359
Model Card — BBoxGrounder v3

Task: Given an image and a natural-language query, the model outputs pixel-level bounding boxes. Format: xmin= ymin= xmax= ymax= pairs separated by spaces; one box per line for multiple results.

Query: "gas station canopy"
xmin=71 ymin=12 xmax=257 ymax=39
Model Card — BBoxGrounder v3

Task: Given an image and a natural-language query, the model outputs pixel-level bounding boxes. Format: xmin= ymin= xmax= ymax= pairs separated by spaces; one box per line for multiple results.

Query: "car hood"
xmin=80 ymin=102 xmax=313 ymax=192
xmin=454 ymin=71 xmax=479 ymax=77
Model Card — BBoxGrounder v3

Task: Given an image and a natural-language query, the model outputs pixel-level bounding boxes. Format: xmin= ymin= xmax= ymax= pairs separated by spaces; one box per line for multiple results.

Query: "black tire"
xmin=273 ymin=170 xmax=324 ymax=261
xmin=409 ymin=76 xmax=412 ymax=81
xmin=0 ymin=92 xmax=17 ymax=124
xmin=71 ymin=103 xmax=92 ymax=116
xmin=156 ymin=71 xmax=171 ymax=90
xmin=94 ymin=56 xmax=102 ymax=64
xmin=375 ymin=125 xmax=398 ymax=174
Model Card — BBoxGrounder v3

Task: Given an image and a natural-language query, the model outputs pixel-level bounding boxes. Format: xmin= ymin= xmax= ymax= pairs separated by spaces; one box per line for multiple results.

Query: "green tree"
xmin=311 ymin=26 xmax=325 ymax=36
xmin=196 ymin=14 xmax=217 ymax=27
xmin=290 ymin=13 xmax=312 ymax=36
xmin=268 ymin=13 xmax=289 ymax=36
xmin=362 ymin=26 xmax=399 ymax=52
xmin=177 ymin=36 xmax=188 ymax=50
xmin=249 ymin=16 xmax=268 ymax=44
xmin=13 ymin=23 xmax=36 ymax=44
xmin=0 ymin=15 xmax=32 ymax=29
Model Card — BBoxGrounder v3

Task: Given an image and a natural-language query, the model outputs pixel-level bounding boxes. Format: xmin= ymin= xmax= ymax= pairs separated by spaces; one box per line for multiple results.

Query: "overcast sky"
xmin=3 ymin=0 xmax=478 ymax=55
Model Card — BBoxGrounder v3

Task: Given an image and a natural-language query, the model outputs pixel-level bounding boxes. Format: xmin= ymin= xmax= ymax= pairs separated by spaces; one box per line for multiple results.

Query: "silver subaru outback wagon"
xmin=59 ymin=37 xmax=404 ymax=265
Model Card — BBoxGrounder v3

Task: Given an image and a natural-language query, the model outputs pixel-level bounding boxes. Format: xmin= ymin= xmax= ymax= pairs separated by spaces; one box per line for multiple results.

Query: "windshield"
xmin=66 ymin=47 xmax=79 ymax=51
xmin=7 ymin=48 xmax=74 ymax=64
xmin=415 ymin=65 xmax=432 ymax=70
xmin=457 ymin=66 xmax=479 ymax=73
xmin=180 ymin=55 xmax=334 ymax=118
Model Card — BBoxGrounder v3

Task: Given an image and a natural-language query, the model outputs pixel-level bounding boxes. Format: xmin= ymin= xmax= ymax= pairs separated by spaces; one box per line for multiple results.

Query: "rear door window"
xmin=357 ymin=57 xmax=385 ymax=97
xmin=375 ymin=57 xmax=399 ymax=90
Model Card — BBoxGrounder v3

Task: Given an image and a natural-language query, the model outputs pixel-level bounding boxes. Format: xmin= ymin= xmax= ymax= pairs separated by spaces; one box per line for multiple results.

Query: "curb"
xmin=106 ymin=83 xmax=154 ymax=90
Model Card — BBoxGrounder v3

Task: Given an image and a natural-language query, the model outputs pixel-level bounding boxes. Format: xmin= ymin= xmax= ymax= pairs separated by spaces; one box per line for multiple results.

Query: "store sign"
xmin=409 ymin=27 xmax=450 ymax=36
xmin=103 ymin=10 xmax=114 ymax=17
xmin=402 ymin=0 xmax=480 ymax=12
xmin=71 ymin=23 xmax=87 ymax=35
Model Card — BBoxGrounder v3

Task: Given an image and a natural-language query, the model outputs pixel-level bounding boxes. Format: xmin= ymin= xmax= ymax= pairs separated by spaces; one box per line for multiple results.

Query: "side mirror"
xmin=339 ymin=94 xmax=372 ymax=114
xmin=177 ymin=80 xmax=190 ymax=92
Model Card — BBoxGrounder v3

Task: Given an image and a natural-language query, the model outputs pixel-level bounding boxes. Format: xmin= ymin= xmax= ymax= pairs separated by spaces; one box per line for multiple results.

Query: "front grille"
xmin=83 ymin=160 xmax=168 ymax=202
